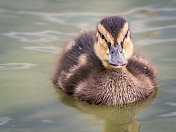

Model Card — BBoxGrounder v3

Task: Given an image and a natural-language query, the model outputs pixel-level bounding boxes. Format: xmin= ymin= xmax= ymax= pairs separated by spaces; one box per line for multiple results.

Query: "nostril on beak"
xmin=110 ymin=51 xmax=114 ymax=54
xmin=122 ymin=62 xmax=126 ymax=66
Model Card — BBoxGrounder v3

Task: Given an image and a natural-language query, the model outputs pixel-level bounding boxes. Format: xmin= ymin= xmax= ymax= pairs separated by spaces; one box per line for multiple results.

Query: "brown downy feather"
xmin=52 ymin=16 xmax=158 ymax=105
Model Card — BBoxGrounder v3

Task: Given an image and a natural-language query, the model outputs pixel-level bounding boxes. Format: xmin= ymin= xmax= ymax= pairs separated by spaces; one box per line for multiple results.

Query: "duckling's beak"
xmin=108 ymin=44 xmax=126 ymax=66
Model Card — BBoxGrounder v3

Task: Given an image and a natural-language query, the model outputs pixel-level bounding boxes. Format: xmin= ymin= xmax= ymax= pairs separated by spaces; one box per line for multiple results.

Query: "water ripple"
xmin=158 ymin=102 xmax=176 ymax=118
xmin=1 ymin=7 xmax=176 ymax=46
xmin=158 ymin=112 xmax=176 ymax=117
xmin=23 ymin=46 xmax=62 ymax=54
xmin=131 ymin=17 xmax=176 ymax=33
xmin=123 ymin=6 xmax=176 ymax=16
xmin=165 ymin=102 xmax=176 ymax=106
xmin=0 ymin=116 xmax=13 ymax=126
xmin=136 ymin=38 xmax=176 ymax=46
xmin=0 ymin=8 xmax=106 ymax=28
xmin=3 ymin=30 xmax=75 ymax=43
xmin=34 ymin=22 xmax=48 ymax=25
xmin=41 ymin=119 xmax=53 ymax=123
xmin=161 ymin=58 xmax=176 ymax=62
xmin=17 ymin=11 xmax=105 ymax=28
xmin=0 ymin=63 xmax=35 ymax=70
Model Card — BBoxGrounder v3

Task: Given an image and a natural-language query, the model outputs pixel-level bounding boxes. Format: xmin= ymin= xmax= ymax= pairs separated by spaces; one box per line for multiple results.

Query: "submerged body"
xmin=53 ymin=16 xmax=157 ymax=105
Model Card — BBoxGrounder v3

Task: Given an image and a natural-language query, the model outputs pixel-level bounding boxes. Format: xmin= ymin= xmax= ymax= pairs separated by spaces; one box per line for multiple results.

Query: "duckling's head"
xmin=95 ymin=16 xmax=134 ymax=68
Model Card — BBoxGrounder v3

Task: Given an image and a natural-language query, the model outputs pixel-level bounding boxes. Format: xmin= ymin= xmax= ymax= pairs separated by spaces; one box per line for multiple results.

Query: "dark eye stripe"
xmin=98 ymin=30 xmax=111 ymax=48
xmin=125 ymin=31 xmax=128 ymax=38
xmin=121 ymin=42 xmax=123 ymax=49
xmin=98 ymin=30 xmax=105 ymax=40
xmin=98 ymin=30 xmax=107 ymax=43
xmin=100 ymin=33 xmax=105 ymax=39
xmin=107 ymin=42 xmax=111 ymax=49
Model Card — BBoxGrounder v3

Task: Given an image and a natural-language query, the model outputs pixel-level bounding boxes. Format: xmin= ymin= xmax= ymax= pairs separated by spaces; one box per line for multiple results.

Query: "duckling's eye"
xmin=100 ymin=33 xmax=105 ymax=40
xmin=98 ymin=30 xmax=108 ymax=44
xmin=125 ymin=31 xmax=128 ymax=38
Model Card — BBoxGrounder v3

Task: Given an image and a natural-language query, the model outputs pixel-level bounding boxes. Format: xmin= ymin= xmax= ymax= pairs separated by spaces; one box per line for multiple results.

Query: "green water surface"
xmin=0 ymin=0 xmax=176 ymax=132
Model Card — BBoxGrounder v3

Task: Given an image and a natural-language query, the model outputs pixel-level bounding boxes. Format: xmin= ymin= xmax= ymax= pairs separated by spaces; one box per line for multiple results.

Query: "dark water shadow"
xmin=53 ymin=85 xmax=158 ymax=132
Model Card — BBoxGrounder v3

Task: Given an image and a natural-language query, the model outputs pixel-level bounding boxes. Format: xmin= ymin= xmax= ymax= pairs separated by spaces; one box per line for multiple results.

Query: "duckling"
xmin=52 ymin=16 xmax=158 ymax=105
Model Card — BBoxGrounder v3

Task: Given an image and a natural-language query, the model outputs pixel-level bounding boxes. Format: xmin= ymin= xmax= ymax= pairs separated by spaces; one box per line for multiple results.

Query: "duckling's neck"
xmin=103 ymin=61 xmax=127 ymax=69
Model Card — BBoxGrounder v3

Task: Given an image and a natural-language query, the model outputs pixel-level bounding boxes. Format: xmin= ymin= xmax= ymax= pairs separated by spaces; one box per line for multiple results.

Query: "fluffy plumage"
xmin=100 ymin=16 xmax=126 ymax=41
xmin=52 ymin=16 xmax=158 ymax=105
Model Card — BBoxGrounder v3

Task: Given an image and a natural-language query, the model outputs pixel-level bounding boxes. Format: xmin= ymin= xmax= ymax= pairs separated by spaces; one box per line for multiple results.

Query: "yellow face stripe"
xmin=116 ymin=22 xmax=129 ymax=45
xmin=98 ymin=22 xmax=129 ymax=46
xmin=98 ymin=24 xmax=114 ymax=45
xmin=95 ymin=21 xmax=133 ymax=68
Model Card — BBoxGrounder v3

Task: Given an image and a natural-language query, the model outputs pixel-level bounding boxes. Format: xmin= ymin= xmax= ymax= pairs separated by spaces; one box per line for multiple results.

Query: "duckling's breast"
xmin=74 ymin=68 xmax=153 ymax=105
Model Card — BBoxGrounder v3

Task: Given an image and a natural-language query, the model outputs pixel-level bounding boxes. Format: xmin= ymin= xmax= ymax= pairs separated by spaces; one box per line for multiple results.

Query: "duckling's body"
xmin=53 ymin=16 xmax=157 ymax=105
xmin=53 ymin=31 xmax=104 ymax=95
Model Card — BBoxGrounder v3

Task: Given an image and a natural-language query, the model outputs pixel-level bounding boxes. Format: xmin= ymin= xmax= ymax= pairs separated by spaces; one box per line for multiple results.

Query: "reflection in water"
xmin=54 ymin=86 xmax=158 ymax=132
xmin=138 ymin=9 xmax=157 ymax=16
xmin=138 ymin=31 xmax=159 ymax=38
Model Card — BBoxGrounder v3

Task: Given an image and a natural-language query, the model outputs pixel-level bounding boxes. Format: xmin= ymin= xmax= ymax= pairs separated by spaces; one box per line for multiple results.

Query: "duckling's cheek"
xmin=123 ymin=50 xmax=125 ymax=54
xmin=123 ymin=50 xmax=127 ymax=58
xmin=94 ymin=42 xmax=108 ymax=62
xmin=102 ymin=54 xmax=108 ymax=61
xmin=123 ymin=38 xmax=134 ymax=59
xmin=106 ymin=49 xmax=109 ymax=55
xmin=100 ymin=38 xmax=104 ymax=43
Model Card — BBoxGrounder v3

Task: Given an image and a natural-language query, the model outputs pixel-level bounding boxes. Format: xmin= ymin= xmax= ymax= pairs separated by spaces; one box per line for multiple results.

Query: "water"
xmin=0 ymin=0 xmax=176 ymax=131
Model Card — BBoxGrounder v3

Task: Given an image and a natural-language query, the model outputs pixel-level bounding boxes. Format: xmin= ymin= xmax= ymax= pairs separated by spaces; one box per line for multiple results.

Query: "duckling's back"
xmin=53 ymin=31 xmax=104 ymax=94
